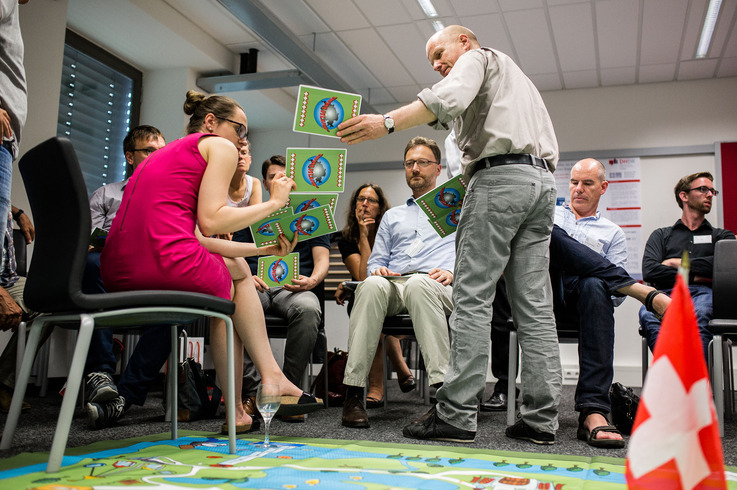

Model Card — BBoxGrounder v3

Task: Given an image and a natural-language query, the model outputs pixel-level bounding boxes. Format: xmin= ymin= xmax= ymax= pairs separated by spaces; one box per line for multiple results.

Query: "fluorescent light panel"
xmin=417 ymin=0 xmax=439 ymax=18
xmin=432 ymin=20 xmax=445 ymax=32
xmin=696 ymin=0 xmax=722 ymax=59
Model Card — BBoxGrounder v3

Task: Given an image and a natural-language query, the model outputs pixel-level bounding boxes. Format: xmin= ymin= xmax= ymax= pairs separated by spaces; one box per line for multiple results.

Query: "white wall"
xmin=7 ymin=0 xmax=737 ymax=387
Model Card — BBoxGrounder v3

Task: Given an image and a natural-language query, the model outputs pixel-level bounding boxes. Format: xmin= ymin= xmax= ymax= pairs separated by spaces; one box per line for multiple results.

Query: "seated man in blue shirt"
xmin=552 ymin=158 xmax=627 ymax=449
xmin=341 ymin=136 xmax=455 ymax=429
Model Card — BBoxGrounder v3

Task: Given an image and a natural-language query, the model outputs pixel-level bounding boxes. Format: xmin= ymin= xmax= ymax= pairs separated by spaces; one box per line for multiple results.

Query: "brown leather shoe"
xmin=243 ymin=395 xmax=260 ymax=419
xmin=341 ymin=394 xmax=369 ymax=428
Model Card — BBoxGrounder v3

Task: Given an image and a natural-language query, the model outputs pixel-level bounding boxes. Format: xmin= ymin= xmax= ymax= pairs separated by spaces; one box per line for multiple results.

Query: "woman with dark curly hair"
xmin=335 ymin=183 xmax=416 ymax=407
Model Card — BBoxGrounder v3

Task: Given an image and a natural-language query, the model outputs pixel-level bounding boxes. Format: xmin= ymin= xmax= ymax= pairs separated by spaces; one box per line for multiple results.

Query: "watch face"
xmin=384 ymin=116 xmax=394 ymax=130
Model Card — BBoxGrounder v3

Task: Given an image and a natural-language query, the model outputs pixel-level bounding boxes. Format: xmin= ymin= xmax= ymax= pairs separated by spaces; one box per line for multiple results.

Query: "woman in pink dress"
xmin=101 ymin=90 xmax=320 ymax=432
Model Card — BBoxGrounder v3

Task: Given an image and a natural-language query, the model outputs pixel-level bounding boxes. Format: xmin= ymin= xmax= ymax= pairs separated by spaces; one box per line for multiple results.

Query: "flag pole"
xmin=678 ymin=250 xmax=690 ymax=284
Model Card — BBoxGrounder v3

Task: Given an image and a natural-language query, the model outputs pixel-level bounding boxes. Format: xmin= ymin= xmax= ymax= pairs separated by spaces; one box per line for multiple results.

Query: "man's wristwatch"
xmin=12 ymin=209 xmax=23 ymax=221
xmin=383 ymin=115 xmax=395 ymax=134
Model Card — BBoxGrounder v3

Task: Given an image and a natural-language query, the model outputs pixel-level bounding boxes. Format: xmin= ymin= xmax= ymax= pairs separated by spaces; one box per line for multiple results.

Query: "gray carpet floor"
xmin=1 ymin=379 xmax=735 ymax=466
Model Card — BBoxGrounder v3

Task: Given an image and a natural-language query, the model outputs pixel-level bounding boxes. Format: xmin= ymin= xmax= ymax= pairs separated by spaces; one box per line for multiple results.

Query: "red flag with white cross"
xmin=626 ymin=274 xmax=726 ymax=489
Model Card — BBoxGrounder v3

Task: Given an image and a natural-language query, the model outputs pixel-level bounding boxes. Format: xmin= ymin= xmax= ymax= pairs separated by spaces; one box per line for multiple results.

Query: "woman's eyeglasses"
xmin=215 ymin=115 xmax=248 ymax=140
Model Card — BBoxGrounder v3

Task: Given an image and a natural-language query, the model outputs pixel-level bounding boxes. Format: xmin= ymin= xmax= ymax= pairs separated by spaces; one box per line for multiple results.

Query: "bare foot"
xmin=584 ymin=413 xmax=622 ymax=442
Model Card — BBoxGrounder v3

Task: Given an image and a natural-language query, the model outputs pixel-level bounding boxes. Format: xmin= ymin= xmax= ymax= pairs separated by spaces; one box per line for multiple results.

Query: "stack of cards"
xmin=415 ymin=174 xmax=468 ymax=237
xmin=255 ymin=85 xmax=362 ymax=286
xmin=257 ymin=253 xmax=300 ymax=288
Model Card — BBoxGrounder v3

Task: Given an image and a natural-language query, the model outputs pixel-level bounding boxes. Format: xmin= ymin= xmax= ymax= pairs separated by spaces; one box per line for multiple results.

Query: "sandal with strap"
xmin=645 ymin=290 xmax=667 ymax=320
xmin=398 ymin=374 xmax=417 ymax=393
xmin=577 ymin=409 xmax=625 ymax=449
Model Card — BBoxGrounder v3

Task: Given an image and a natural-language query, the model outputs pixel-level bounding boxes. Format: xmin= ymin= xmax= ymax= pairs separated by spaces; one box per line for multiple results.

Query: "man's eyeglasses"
xmin=356 ymin=196 xmax=379 ymax=204
xmin=215 ymin=115 xmax=248 ymax=140
xmin=131 ymin=147 xmax=158 ymax=157
xmin=688 ymin=186 xmax=719 ymax=196
xmin=403 ymin=159 xmax=437 ymax=169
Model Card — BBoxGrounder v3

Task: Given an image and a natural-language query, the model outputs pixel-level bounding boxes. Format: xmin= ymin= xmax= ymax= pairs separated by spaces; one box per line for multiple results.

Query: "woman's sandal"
xmin=645 ymin=290 xmax=667 ymax=320
xmin=221 ymin=417 xmax=260 ymax=435
xmin=398 ymin=374 xmax=417 ymax=393
xmin=576 ymin=409 xmax=625 ymax=449
xmin=366 ymin=396 xmax=385 ymax=409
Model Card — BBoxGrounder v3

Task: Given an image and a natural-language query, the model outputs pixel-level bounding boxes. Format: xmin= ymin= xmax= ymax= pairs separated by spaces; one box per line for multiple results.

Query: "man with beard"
xmin=340 ymin=136 xmax=454 ymax=430
xmin=640 ymin=171 xmax=735 ymax=359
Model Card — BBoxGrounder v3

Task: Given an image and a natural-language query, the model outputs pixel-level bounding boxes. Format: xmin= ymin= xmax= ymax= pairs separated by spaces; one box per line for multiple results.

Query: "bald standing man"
xmin=337 ymin=25 xmax=561 ymax=445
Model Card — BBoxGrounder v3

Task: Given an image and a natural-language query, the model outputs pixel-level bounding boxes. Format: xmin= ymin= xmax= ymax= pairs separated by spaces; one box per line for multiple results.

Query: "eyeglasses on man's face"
xmin=131 ymin=147 xmax=158 ymax=157
xmin=403 ymin=159 xmax=437 ymax=169
xmin=688 ymin=186 xmax=719 ymax=196
xmin=356 ymin=196 xmax=379 ymax=205
xmin=215 ymin=115 xmax=248 ymax=140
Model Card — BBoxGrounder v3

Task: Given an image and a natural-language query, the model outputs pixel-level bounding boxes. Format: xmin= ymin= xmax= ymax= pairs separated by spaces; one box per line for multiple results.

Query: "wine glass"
xmin=256 ymin=383 xmax=280 ymax=448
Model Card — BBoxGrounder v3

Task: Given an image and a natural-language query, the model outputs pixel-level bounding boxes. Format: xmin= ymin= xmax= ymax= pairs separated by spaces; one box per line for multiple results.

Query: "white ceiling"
xmin=66 ymin=0 xmax=737 ymax=130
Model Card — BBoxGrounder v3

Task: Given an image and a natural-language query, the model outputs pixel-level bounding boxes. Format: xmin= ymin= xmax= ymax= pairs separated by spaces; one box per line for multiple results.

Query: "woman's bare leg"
xmin=210 ymin=315 xmax=249 ymax=426
xmin=617 ymin=282 xmax=671 ymax=317
xmin=386 ymin=336 xmax=413 ymax=383
xmin=367 ymin=338 xmax=385 ymax=401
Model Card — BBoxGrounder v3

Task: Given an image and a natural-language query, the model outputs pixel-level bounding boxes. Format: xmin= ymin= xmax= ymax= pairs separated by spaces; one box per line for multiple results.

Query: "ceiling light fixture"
xmin=417 ymin=0 xmax=439 ymax=18
xmin=695 ymin=0 xmax=723 ymax=59
xmin=432 ymin=20 xmax=445 ymax=32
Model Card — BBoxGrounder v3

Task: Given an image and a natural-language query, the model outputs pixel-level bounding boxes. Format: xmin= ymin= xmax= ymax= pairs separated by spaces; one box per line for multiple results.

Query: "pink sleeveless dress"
xmin=101 ymin=133 xmax=232 ymax=300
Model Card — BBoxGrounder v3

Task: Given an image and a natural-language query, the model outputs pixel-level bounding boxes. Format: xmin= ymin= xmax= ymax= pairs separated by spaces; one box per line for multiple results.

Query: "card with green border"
xmin=415 ymin=174 xmax=467 ymax=221
xmin=287 ymin=192 xmax=339 ymax=215
xmin=428 ymin=206 xmax=462 ymax=238
xmin=273 ymin=204 xmax=337 ymax=243
xmin=249 ymin=207 xmax=293 ymax=248
xmin=286 ymin=148 xmax=347 ymax=192
xmin=293 ymin=85 xmax=362 ymax=138
xmin=257 ymin=253 xmax=300 ymax=288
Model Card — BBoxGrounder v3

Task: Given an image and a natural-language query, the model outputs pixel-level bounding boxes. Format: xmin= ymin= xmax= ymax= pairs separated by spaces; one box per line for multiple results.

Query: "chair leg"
xmin=47 ymin=315 xmax=95 ymax=473
xmin=168 ymin=326 xmax=178 ymax=440
xmin=641 ymin=336 xmax=649 ymax=386
xmin=711 ymin=335 xmax=724 ymax=437
xmin=1 ymin=319 xmax=45 ymax=451
xmin=225 ymin=317 xmax=236 ymax=454
xmin=15 ymin=321 xmax=26 ymax=384
xmin=506 ymin=330 xmax=518 ymax=427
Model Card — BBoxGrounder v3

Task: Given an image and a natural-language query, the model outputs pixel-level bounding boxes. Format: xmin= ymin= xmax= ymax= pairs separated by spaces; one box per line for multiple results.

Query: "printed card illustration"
xmin=258 ymin=253 xmax=300 ymax=288
xmin=293 ymin=85 xmax=362 ymax=138
xmin=287 ymin=192 xmax=339 ymax=215
xmin=249 ymin=207 xmax=293 ymax=248
xmin=286 ymin=148 xmax=346 ymax=192
xmin=416 ymin=174 xmax=467 ymax=220
xmin=274 ymin=204 xmax=337 ymax=243
xmin=429 ymin=207 xmax=462 ymax=238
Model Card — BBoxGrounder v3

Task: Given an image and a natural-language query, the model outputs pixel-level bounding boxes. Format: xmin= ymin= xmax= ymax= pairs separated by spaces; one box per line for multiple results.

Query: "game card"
xmin=273 ymin=204 xmax=337 ymax=243
xmin=293 ymin=85 xmax=362 ymax=138
xmin=257 ymin=253 xmax=300 ymax=288
xmin=249 ymin=207 xmax=293 ymax=248
xmin=287 ymin=192 xmax=339 ymax=215
xmin=286 ymin=147 xmax=347 ymax=192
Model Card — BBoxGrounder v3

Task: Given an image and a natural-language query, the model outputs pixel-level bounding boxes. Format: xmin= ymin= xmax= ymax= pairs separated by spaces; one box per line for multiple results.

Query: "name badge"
xmin=584 ymin=235 xmax=604 ymax=255
xmin=693 ymin=235 xmax=712 ymax=245
xmin=405 ymin=237 xmax=424 ymax=258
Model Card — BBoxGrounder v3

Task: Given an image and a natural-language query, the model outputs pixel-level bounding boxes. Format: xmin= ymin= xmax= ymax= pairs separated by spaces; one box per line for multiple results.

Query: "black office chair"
xmin=708 ymin=239 xmax=737 ymax=436
xmin=0 ymin=137 xmax=239 ymax=473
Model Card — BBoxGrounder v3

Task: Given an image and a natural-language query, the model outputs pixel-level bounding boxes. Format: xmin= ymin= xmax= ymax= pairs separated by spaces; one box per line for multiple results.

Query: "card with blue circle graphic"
xmin=287 ymin=192 xmax=339 ymax=215
xmin=286 ymin=148 xmax=347 ymax=192
xmin=257 ymin=253 xmax=300 ymax=288
xmin=293 ymin=85 xmax=362 ymax=138
xmin=416 ymin=175 xmax=467 ymax=236
xmin=429 ymin=208 xmax=462 ymax=238
xmin=273 ymin=204 xmax=338 ymax=243
xmin=249 ymin=207 xmax=293 ymax=248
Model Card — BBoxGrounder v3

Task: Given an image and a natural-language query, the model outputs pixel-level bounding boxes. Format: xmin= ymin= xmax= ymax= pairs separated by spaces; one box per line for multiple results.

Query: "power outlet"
xmin=563 ymin=368 xmax=579 ymax=380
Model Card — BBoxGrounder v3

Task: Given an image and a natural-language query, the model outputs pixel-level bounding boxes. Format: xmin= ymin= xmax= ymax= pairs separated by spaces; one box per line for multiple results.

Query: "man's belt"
xmin=470 ymin=154 xmax=549 ymax=176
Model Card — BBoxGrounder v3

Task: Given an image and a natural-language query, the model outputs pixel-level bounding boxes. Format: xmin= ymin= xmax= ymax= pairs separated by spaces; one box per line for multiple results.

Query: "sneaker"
xmin=402 ymin=410 xmax=475 ymax=443
xmin=86 ymin=395 xmax=126 ymax=430
xmin=85 ymin=372 xmax=118 ymax=404
xmin=505 ymin=418 xmax=555 ymax=445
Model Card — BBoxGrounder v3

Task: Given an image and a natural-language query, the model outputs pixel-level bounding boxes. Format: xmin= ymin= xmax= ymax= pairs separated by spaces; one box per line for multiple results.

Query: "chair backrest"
xmin=712 ymin=239 xmax=737 ymax=320
xmin=19 ymin=137 xmax=91 ymax=313
xmin=12 ymin=229 xmax=27 ymax=277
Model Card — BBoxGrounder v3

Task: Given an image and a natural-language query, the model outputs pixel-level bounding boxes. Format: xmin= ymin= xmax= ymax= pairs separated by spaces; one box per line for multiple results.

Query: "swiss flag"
xmin=626 ymin=274 xmax=726 ymax=489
